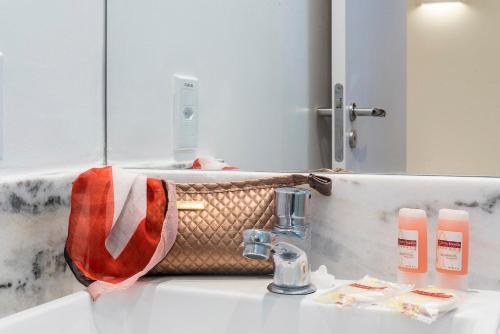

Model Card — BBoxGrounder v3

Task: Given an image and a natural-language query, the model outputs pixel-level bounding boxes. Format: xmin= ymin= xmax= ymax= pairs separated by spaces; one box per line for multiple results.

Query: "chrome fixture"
xmin=242 ymin=188 xmax=316 ymax=295
xmin=348 ymin=129 xmax=358 ymax=148
xmin=317 ymin=83 xmax=389 ymax=160
xmin=316 ymin=108 xmax=332 ymax=117
xmin=318 ymin=101 xmax=386 ymax=121
xmin=348 ymin=103 xmax=386 ymax=121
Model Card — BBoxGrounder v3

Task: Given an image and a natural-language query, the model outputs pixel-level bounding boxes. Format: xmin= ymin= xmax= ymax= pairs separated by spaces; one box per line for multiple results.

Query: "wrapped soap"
xmin=384 ymin=286 xmax=459 ymax=323
xmin=315 ymin=275 xmax=412 ymax=307
xmin=310 ymin=265 xmax=336 ymax=289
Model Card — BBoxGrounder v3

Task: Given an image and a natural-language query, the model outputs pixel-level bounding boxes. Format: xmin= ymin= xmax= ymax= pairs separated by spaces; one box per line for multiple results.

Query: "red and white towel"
xmin=192 ymin=156 xmax=238 ymax=170
xmin=64 ymin=167 xmax=178 ymax=300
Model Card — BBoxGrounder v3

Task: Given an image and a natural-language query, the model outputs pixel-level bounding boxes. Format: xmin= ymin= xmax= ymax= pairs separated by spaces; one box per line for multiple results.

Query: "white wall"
xmin=0 ymin=0 xmax=104 ymax=169
xmin=407 ymin=1 xmax=500 ymax=176
xmin=107 ymin=0 xmax=331 ymax=172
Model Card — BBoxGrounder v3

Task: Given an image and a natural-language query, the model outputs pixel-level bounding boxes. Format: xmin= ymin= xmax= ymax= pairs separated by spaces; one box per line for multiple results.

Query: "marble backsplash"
xmin=309 ymin=174 xmax=500 ymax=290
xmin=0 ymin=172 xmax=81 ymax=317
xmin=1 ymin=168 xmax=500 ymax=318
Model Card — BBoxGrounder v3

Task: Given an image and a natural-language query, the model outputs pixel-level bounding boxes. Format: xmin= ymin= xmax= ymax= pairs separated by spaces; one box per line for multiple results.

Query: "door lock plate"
xmin=334 ymin=84 xmax=344 ymax=162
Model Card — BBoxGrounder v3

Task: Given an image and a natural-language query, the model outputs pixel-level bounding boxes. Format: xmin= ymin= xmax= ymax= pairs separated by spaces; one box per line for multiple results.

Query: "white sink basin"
xmin=1 ymin=276 xmax=500 ymax=334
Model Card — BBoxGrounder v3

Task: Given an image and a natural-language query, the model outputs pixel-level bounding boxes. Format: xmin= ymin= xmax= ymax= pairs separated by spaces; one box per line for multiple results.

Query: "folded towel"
xmin=64 ymin=166 xmax=178 ymax=300
xmin=192 ymin=156 xmax=238 ymax=170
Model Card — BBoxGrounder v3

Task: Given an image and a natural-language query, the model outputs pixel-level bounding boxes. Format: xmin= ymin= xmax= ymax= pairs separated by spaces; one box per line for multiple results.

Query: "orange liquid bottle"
xmin=398 ymin=208 xmax=428 ymax=287
xmin=436 ymin=209 xmax=469 ymax=290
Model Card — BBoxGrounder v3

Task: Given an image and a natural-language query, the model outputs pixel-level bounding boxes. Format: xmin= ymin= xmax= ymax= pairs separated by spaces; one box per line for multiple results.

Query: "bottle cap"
xmin=397 ymin=271 xmax=427 ymax=288
xmin=399 ymin=208 xmax=427 ymax=219
xmin=438 ymin=209 xmax=469 ymax=222
xmin=436 ymin=272 xmax=468 ymax=291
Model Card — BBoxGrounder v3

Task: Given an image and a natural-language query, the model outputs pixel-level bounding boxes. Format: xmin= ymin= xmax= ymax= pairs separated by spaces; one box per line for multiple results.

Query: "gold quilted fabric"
xmin=149 ymin=175 xmax=312 ymax=275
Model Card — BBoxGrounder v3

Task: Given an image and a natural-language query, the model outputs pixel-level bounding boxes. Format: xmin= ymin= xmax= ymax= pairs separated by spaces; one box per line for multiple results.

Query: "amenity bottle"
xmin=435 ymin=209 xmax=469 ymax=290
xmin=398 ymin=208 xmax=428 ymax=287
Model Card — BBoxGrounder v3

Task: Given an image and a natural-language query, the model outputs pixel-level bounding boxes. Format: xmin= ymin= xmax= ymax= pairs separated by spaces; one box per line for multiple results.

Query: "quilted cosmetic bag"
xmin=149 ymin=173 xmax=332 ymax=275
xmin=65 ymin=168 xmax=333 ymax=299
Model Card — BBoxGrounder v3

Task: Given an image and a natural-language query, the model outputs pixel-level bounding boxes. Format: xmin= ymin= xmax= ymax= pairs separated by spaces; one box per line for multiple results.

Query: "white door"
xmin=331 ymin=0 xmax=407 ymax=173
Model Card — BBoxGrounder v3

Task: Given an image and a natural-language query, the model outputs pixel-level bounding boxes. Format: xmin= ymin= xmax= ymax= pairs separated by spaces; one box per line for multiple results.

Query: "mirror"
xmin=106 ymin=0 xmax=500 ymax=176
xmin=106 ymin=0 xmax=332 ymax=172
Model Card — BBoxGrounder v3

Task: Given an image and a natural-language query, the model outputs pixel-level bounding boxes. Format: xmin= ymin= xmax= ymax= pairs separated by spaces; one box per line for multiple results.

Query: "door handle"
xmin=348 ymin=103 xmax=386 ymax=121
xmin=317 ymin=108 xmax=332 ymax=117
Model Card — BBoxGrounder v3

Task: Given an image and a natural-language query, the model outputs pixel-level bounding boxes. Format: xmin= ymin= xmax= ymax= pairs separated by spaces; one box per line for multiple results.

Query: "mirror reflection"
xmin=107 ymin=0 xmax=500 ymax=176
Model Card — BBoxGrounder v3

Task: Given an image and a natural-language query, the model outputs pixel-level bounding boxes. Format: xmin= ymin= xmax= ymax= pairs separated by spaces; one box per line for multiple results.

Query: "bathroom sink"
xmin=1 ymin=276 xmax=500 ymax=334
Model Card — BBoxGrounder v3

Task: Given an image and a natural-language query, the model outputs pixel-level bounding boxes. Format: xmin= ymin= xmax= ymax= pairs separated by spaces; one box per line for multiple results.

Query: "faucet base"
xmin=267 ymin=283 xmax=316 ymax=295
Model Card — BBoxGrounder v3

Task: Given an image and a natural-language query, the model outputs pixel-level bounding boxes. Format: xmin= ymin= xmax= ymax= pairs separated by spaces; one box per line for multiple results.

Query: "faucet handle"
xmin=271 ymin=242 xmax=303 ymax=260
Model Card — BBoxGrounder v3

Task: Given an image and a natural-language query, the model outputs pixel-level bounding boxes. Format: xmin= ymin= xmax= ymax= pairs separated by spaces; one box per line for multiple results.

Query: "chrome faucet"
xmin=242 ymin=188 xmax=316 ymax=295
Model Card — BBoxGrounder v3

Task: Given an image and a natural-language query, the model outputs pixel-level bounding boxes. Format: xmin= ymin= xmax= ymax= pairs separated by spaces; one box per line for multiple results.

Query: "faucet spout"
xmin=242 ymin=229 xmax=272 ymax=261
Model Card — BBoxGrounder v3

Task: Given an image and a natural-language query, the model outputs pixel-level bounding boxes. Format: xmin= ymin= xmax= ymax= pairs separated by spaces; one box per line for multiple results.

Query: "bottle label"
xmin=436 ymin=230 xmax=463 ymax=272
xmin=398 ymin=229 xmax=418 ymax=269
